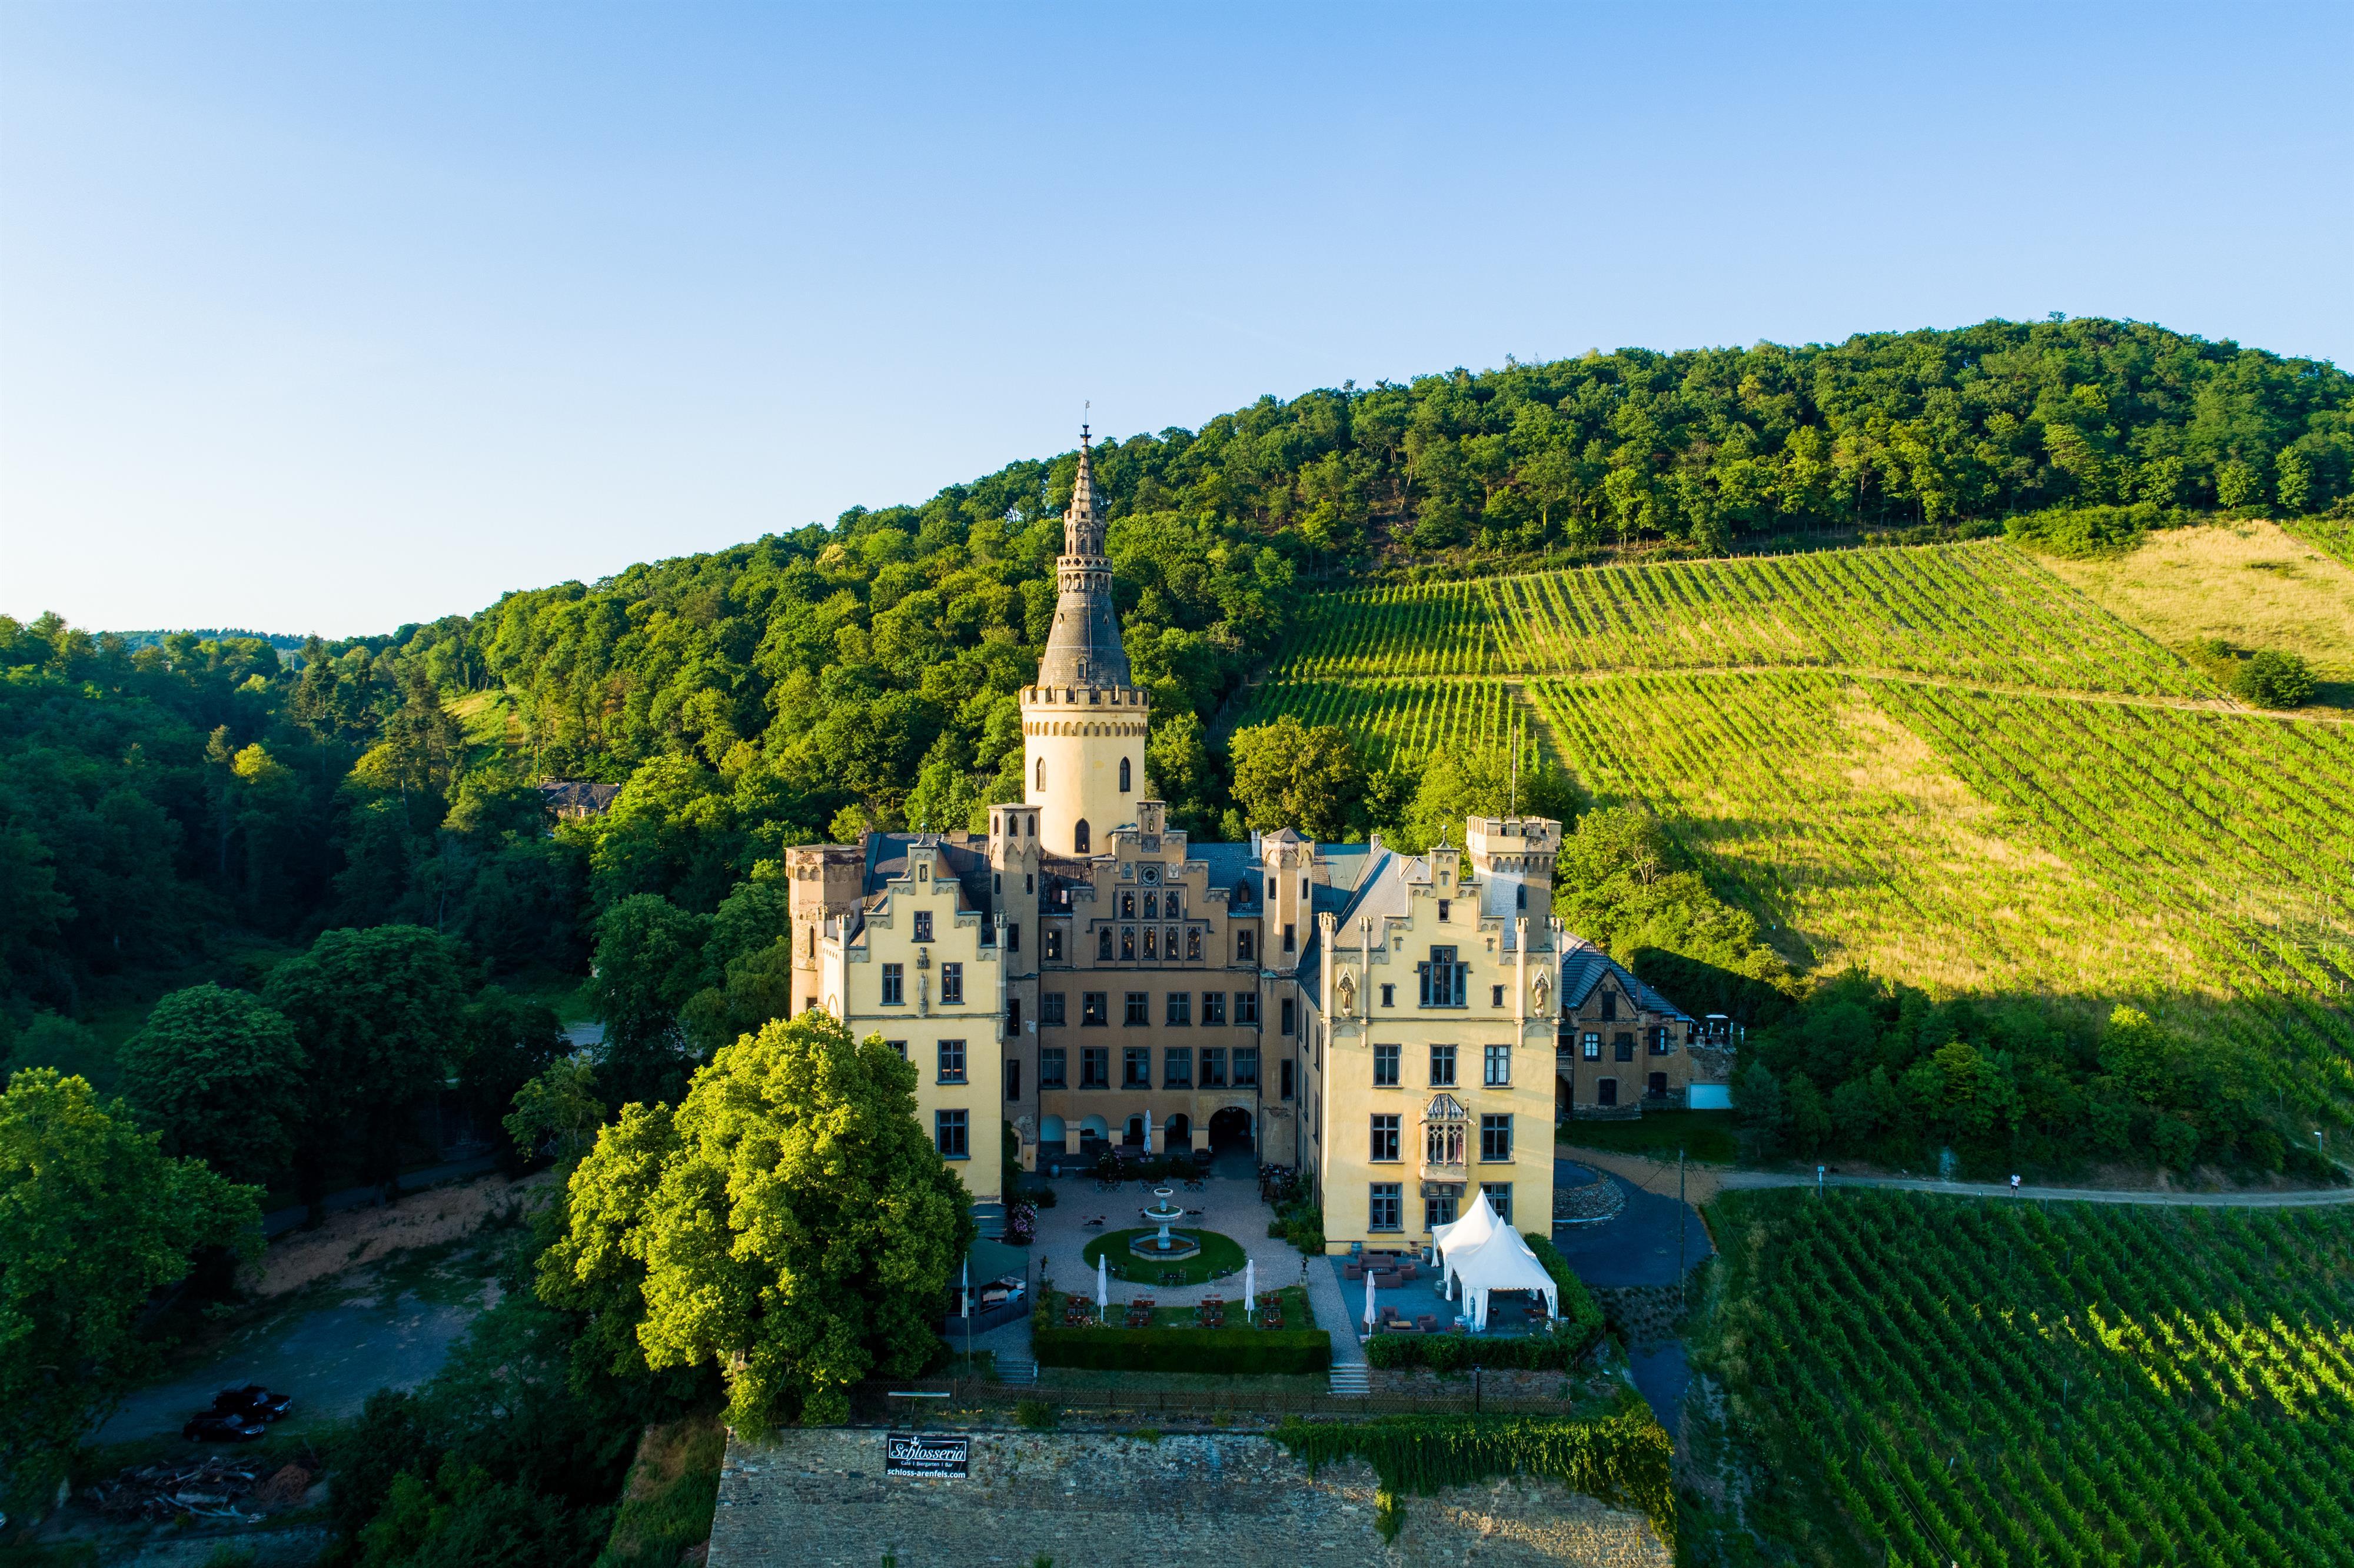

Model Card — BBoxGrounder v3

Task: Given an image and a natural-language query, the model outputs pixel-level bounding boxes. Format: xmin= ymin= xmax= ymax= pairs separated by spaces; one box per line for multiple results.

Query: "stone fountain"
xmin=1138 ymin=1186 xmax=1201 ymax=1260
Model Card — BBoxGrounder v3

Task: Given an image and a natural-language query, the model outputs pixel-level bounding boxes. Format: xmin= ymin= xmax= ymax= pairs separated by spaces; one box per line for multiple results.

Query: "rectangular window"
xmin=1600 ymin=989 xmax=1618 ymax=1022
xmin=1279 ymin=997 xmax=1296 ymax=1036
xmin=1233 ymin=1047 xmax=1259 ymax=1088
xmin=1186 ymin=928 xmax=1201 ymax=960
xmin=1282 ymin=924 xmax=1296 ymax=953
xmin=1480 ymin=1182 xmax=1513 ymax=1224
xmin=1235 ymin=992 xmax=1259 ymax=1026
xmin=1237 ymin=930 xmax=1255 ymax=962
xmin=1650 ymin=1026 xmax=1671 ymax=1055
xmin=881 ymin=963 xmax=905 ymax=1006
xmin=1379 ymin=983 xmax=1394 ymax=1008
xmin=1042 ymin=992 xmax=1067 ymax=1027
xmin=1043 ymin=926 xmax=1063 ymax=961
xmin=1040 ymin=1047 xmax=1068 ymax=1088
xmin=940 ymin=963 xmax=963 ymax=1005
xmin=1124 ymin=991 xmax=1150 ymax=1026
xmin=1143 ymin=927 xmax=1157 ymax=960
xmin=1008 ymin=923 xmax=1020 ymax=954
xmin=913 ymin=910 xmax=933 ymax=943
xmin=1484 ymin=1044 xmax=1511 ymax=1087
xmin=885 ymin=1040 xmax=907 ymax=1059
xmin=1082 ymin=991 xmax=1109 ymax=1027
xmin=1582 ymin=1031 xmax=1601 ymax=1060
xmin=1429 ymin=1044 xmax=1457 ymax=1086
xmin=1005 ymin=1060 xmax=1021 ymax=1101
xmin=1425 ymin=1193 xmax=1458 ymax=1230
xmin=1438 ymin=898 xmax=1450 ymax=923
xmin=1491 ymin=984 xmax=1504 ymax=1008
xmin=1480 ymin=1113 xmax=1513 ymax=1163
xmin=1201 ymin=991 xmax=1227 ymax=1026
xmin=1166 ymin=991 xmax=1192 ymax=1026
xmin=937 ymin=1039 xmax=966 ymax=1083
xmin=1370 ymin=1113 xmax=1400 ymax=1162
xmin=1123 ymin=1046 xmax=1151 ymax=1088
xmin=1006 ymin=997 xmax=1022 ymax=1034
xmin=1418 ymin=947 xmax=1467 ymax=1008
xmin=935 ymin=1108 xmax=967 ymax=1158
xmin=1280 ymin=1057 xmax=1295 ymax=1100
xmin=1121 ymin=928 xmax=1136 ymax=960
xmin=1368 ymin=1183 xmax=1402 ymax=1231
xmin=1098 ymin=928 xmax=1113 ymax=961
xmin=1080 ymin=1046 xmax=1110 ymax=1088
xmin=1373 ymin=1043 xmax=1400 ymax=1087
xmin=1201 ymin=1047 xmax=1228 ymax=1088
xmin=1163 ymin=1047 xmax=1192 ymax=1087
xmin=1615 ymin=1032 xmax=1635 ymax=1063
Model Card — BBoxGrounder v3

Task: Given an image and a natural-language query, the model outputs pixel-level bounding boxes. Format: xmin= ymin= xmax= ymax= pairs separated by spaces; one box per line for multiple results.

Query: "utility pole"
xmin=1677 ymin=1147 xmax=1687 ymax=1289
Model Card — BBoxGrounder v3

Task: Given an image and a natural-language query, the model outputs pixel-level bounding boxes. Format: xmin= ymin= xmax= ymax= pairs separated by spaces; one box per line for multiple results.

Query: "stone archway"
xmin=1208 ymin=1106 xmax=1254 ymax=1151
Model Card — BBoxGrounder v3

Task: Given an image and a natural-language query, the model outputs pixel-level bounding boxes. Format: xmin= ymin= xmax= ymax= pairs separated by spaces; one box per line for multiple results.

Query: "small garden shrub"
xmin=1014 ymin=1399 xmax=1058 ymax=1431
xmin=2231 ymin=649 xmax=2317 ymax=708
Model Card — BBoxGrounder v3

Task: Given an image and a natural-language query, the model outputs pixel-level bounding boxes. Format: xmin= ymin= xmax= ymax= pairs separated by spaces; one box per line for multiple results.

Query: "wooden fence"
xmin=852 ymin=1379 xmax=1590 ymax=1421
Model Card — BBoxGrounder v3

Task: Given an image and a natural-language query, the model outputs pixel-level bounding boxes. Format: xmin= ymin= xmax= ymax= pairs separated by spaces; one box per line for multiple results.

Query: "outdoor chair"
xmin=1416 ymin=1314 xmax=1439 ymax=1333
xmin=1398 ymin=1261 xmax=1419 ymax=1281
xmin=1344 ymin=1261 xmax=1364 ymax=1281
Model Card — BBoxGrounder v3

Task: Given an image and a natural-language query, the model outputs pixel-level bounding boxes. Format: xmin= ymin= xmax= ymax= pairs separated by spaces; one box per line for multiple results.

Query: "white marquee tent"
xmin=1429 ymin=1190 xmax=1558 ymax=1331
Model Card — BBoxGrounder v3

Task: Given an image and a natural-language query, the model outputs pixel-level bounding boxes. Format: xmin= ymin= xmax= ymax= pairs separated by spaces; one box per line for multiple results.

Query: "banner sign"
xmin=885 ymin=1431 xmax=970 ymax=1479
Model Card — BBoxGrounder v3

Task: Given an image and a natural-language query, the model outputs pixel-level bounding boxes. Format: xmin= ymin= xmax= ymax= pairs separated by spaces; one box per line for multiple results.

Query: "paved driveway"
xmin=1548 ymin=1157 xmax=1713 ymax=1288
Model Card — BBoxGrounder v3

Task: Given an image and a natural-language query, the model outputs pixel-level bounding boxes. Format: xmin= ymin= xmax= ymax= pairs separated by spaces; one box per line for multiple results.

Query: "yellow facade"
xmin=1302 ymin=818 xmax=1562 ymax=1251
xmin=782 ymin=428 xmax=1705 ymax=1238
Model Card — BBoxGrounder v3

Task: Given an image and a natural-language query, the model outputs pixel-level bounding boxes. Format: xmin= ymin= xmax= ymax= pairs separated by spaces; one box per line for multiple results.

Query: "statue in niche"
xmin=1531 ymin=970 xmax=1551 ymax=1016
xmin=1336 ymin=970 xmax=1356 ymax=1017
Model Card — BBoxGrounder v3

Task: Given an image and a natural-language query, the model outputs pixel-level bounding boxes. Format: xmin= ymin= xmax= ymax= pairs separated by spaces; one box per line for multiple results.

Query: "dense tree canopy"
xmin=0 ymin=1069 xmax=260 ymax=1512
xmin=118 ymin=983 xmax=308 ymax=1184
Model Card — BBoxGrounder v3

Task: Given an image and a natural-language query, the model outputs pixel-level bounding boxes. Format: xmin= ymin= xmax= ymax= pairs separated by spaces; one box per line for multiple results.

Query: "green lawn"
xmin=1557 ymin=1110 xmax=1738 ymax=1164
xmin=1080 ymin=1226 xmax=1248 ymax=1286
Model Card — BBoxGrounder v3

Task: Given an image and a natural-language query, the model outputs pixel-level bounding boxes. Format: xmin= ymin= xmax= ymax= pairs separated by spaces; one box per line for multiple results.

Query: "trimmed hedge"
xmin=1273 ymin=1392 xmax=1674 ymax=1543
xmin=1366 ymin=1232 xmax=1605 ymax=1371
xmin=1034 ymin=1324 xmax=1332 ymax=1374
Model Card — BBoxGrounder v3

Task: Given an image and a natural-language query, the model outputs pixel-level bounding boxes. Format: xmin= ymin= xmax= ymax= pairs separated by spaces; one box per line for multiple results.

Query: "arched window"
xmin=1074 ymin=819 xmax=1090 ymax=854
xmin=1118 ymin=757 xmax=1132 ymax=792
xmin=1516 ymin=884 xmax=1527 ymax=909
xmin=1035 ymin=758 xmax=1045 ymax=791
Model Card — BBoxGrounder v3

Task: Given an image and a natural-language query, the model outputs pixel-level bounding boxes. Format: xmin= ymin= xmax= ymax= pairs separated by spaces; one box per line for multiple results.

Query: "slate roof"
xmin=1558 ymin=936 xmax=1693 ymax=1023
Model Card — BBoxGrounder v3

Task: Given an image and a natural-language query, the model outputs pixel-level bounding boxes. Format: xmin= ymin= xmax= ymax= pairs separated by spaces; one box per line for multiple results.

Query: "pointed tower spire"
xmin=1065 ymin=422 xmax=1105 ymax=558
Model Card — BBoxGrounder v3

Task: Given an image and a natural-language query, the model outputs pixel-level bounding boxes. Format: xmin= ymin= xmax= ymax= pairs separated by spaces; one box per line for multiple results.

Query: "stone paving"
xmin=1028 ymin=1167 xmax=1303 ymax=1314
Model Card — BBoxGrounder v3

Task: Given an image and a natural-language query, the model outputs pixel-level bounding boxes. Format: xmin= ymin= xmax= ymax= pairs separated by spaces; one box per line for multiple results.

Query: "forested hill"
xmin=4 ymin=315 xmax=2351 ymax=1027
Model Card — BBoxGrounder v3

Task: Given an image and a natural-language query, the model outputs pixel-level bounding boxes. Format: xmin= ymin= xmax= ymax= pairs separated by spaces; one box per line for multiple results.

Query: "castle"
xmin=787 ymin=431 xmax=1725 ymax=1247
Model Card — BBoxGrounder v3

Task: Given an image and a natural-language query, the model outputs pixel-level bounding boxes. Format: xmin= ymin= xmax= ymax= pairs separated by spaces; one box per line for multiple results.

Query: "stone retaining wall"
xmin=706 ymin=1428 xmax=1669 ymax=1567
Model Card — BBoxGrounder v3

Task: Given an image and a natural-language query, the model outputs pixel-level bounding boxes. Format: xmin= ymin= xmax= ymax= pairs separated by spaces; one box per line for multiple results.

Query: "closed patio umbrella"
xmin=1245 ymin=1257 xmax=1256 ymax=1321
xmin=1364 ymin=1267 xmax=1376 ymax=1335
xmin=1096 ymin=1252 xmax=1109 ymax=1324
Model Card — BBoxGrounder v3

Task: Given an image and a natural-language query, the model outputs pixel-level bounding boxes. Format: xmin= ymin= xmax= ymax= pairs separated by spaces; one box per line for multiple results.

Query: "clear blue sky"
xmin=4 ymin=2 xmax=2348 ymax=637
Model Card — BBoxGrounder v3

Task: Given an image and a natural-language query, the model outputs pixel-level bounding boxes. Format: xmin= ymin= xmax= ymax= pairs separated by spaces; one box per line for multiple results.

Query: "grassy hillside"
xmin=1685 ymin=1189 xmax=2354 ymax=1566
xmin=1236 ymin=535 xmax=2354 ymax=1096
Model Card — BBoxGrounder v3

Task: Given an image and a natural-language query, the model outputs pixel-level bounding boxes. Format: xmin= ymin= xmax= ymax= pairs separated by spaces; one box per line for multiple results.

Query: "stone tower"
xmin=1019 ymin=428 xmax=1149 ymax=858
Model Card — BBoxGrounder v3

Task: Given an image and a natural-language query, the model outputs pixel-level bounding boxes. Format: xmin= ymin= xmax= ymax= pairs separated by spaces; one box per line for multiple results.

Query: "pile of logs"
xmin=87 ymin=1457 xmax=267 ymax=1522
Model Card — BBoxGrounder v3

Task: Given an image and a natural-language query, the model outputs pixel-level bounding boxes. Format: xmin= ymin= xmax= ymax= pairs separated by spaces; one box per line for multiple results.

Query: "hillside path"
xmin=1713 ymin=1168 xmax=2354 ymax=1208
xmin=1557 ymin=1144 xmax=2354 ymax=1209
xmin=1270 ymin=665 xmax=2348 ymax=725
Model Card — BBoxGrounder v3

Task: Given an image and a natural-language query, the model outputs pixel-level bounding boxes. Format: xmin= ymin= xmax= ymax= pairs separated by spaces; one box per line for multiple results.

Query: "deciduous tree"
xmin=538 ymin=1011 xmax=973 ymax=1429
xmin=119 ymin=983 xmax=307 ymax=1184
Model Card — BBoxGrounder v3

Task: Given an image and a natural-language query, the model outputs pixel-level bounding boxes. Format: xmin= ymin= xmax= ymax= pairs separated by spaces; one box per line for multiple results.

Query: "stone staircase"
xmin=996 ymin=1354 xmax=1039 ymax=1386
xmin=1327 ymin=1364 xmax=1370 ymax=1397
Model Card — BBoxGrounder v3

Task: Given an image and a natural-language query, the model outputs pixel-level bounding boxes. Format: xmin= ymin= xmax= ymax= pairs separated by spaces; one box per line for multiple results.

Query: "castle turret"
xmin=1019 ymin=428 xmax=1149 ymax=857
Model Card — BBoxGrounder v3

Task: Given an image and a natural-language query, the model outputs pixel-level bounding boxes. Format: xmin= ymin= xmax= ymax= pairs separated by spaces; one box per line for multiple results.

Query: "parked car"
xmin=182 ymin=1411 xmax=268 ymax=1443
xmin=210 ymin=1384 xmax=293 ymax=1421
